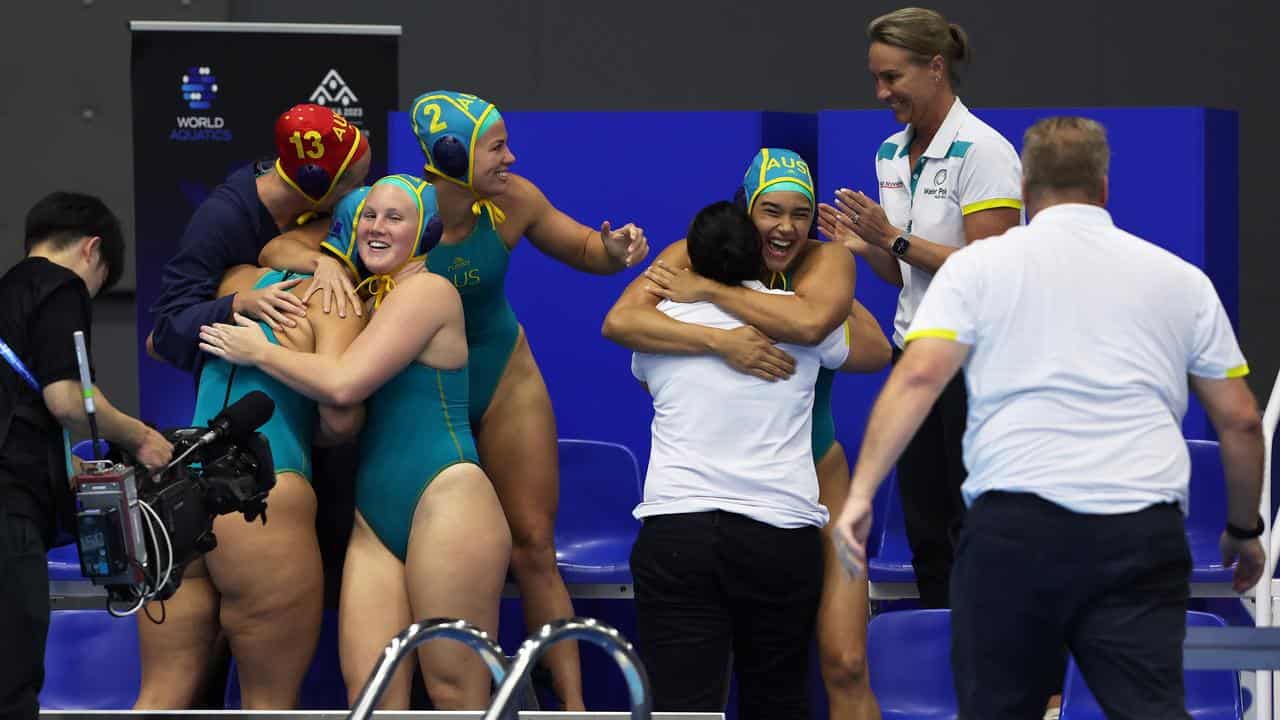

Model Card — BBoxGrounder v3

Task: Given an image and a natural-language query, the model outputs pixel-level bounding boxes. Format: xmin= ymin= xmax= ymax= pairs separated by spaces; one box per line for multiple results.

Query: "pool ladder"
xmin=346 ymin=616 xmax=651 ymax=719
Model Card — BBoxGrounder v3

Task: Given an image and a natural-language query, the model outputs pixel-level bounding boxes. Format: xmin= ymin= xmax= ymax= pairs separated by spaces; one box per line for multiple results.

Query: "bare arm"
xmin=259 ymin=223 xmax=361 ymax=317
xmin=602 ymin=241 xmax=727 ymax=355
xmin=518 ymin=176 xmax=648 ymax=274
xmin=309 ymin=290 xmax=369 ymax=446
xmin=830 ymin=338 xmax=970 ymax=575
xmin=1191 ymin=375 xmax=1264 ymax=528
xmin=840 ymin=299 xmax=892 ymax=374
xmin=883 ymin=207 xmax=1020 ymax=275
xmin=858 ymin=246 xmax=905 ymax=288
xmin=601 ymin=241 xmax=797 ymax=381
xmin=647 ymin=242 xmax=855 ymax=346
xmin=201 ymin=273 xmax=457 ymax=406
xmin=837 ymin=189 xmax=1020 ymax=275
xmin=258 ymin=222 xmax=329 ymax=273
xmin=44 ymin=382 xmax=172 ymax=470
xmin=1190 ymin=374 xmax=1266 ymax=592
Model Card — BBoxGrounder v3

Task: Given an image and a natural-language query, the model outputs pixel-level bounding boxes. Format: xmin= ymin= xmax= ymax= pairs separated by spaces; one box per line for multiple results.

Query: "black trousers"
xmin=951 ymin=491 xmax=1191 ymax=720
xmin=0 ymin=508 xmax=50 ymax=720
xmin=630 ymin=511 xmax=823 ymax=719
xmin=894 ymin=347 xmax=968 ymax=608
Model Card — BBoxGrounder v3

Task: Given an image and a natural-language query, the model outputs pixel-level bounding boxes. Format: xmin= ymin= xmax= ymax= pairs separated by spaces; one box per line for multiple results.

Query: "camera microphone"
xmin=147 ymin=391 xmax=276 ymax=484
xmin=198 ymin=390 xmax=275 ymax=445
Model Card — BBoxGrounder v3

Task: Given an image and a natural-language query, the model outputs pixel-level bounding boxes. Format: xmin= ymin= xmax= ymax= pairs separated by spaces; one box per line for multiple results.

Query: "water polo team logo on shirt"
xmin=180 ymin=66 xmax=217 ymax=110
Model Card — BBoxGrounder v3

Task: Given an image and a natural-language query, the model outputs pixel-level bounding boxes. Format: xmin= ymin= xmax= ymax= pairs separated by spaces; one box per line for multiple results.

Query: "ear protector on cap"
xmin=421 ymin=214 xmax=444 ymax=256
xmin=293 ymin=164 xmax=335 ymax=201
xmin=432 ymin=135 xmax=470 ymax=179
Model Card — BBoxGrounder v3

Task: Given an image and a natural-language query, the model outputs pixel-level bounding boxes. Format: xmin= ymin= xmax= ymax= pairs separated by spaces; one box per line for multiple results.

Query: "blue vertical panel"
xmin=387 ymin=110 xmax=419 ymax=176
xmin=819 ymin=106 xmax=1238 ymax=452
xmin=1203 ymin=109 xmax=1240 ymax=329
xmin=387 ymin=110 xmax=818 ymax=474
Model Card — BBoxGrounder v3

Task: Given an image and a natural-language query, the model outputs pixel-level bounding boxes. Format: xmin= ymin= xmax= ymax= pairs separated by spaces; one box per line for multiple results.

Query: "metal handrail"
xmin=347 ymin=618 xmax=509 ymax=720
xmin=483 ymin=617 xmax=651 ymax=720
xmin=1260 ymin=367 xmax=1280 ymax=720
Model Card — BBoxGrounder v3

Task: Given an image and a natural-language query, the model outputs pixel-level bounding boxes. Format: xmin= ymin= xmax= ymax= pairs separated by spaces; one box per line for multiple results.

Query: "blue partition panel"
xmin=390 ymin=110 xmax=817 ymax=469
xmin=138 ymin=106 xmax=1235 ymax=486
xmin=819 ymin=106 xmax=1238 ymax=451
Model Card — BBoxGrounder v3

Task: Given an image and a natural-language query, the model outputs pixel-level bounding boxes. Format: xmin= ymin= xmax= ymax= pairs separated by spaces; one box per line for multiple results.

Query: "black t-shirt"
xmin=0 ymin=257 xmax=94 ymax=541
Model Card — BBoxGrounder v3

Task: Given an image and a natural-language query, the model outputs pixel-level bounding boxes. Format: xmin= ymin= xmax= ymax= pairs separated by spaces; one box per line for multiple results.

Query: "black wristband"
xmin=1225 ymin=515 xmax=1265 ymax=540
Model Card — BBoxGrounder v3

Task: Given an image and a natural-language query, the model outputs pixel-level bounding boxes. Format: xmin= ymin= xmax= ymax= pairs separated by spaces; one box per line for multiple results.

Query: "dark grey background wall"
xmin=2 ymin=0 xmax=1275 ymax=417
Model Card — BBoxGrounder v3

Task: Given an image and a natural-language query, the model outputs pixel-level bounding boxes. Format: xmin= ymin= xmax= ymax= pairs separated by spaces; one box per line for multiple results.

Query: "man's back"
xmin=632 ymin=283 xmax=847 ymax=528
xmin=0 ymin=257 xmax=92 ymax=533
xmin=909 ymin=203 xmax=1246 ymax=514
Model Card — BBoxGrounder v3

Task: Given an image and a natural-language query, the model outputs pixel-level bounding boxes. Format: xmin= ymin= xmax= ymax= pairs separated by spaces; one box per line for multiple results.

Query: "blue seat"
xmin=1186 ymin=440 xmax=1237 ymax=586
xmin=225 ymin=609 xmax=347 ymax=709
xmin=554 ymin=439 xmax=642 ymax=586
xmin=71 ymin=438 xmax=110 ymax=462
xmin=1060 ymin=610 xmax=1241 ymax=720
xmin=47 ymin=544 xmax=83 ymax=581
xmin=868 ymin=471 xmax=916 ymax=586
xmin=40 ymin=610 xmax=140 ymax=709
xmin=867 ymin=609 xmax=957 ymax=719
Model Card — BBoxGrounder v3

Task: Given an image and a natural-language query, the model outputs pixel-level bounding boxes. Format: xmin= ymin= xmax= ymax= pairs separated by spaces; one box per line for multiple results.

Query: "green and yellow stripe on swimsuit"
xmin=426 ymin=204 xmax=520 ymax=427
xmin=192 ymin=270 xmax=317 ymax=480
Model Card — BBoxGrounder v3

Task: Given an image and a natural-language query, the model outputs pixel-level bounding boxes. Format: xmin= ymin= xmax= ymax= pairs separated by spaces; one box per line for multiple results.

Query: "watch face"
xmin=892 ymin=236 xmax=910 ymax=256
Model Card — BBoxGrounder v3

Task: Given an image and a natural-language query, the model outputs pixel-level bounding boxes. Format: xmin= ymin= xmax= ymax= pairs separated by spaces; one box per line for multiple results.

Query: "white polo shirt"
xmin=876 ymin=97 xmax=1023 ymax=348
xmin=906 ymin=203 xmax=1249 ymax=515
xmin=631 ymin=282 xmax=849 ymax=529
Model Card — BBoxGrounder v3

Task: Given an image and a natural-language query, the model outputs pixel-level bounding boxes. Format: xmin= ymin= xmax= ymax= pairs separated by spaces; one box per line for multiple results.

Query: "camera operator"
xmin=0 ymin=192 xmax=172 ymax=720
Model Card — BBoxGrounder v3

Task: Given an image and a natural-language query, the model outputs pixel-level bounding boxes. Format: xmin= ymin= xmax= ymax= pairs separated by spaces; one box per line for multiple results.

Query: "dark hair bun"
xmin=949 ymin=23 xmax=971 ymax=64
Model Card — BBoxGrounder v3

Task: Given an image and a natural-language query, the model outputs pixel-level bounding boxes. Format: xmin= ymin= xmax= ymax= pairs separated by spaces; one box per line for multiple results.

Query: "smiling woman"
xmin=408 ymin=89 xmax=652 ymax=710
xmin=602 ymin=147 xmax=892 ymax=720
xmin=255 ymin=90 xmax=653 ymax=709
xmin=816 ymin=0 xmax=1023 ymax=617
xmin=199 ymin=174 xmax=512 ymax=712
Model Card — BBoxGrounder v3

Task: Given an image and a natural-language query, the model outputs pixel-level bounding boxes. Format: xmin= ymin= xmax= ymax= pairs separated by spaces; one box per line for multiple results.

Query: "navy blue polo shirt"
xmin=150 ymin=163 xmax=280 ymax=373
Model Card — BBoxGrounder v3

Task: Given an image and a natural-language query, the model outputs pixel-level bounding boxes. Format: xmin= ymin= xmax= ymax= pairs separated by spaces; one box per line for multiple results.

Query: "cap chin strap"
xmin=472 ymin=197 xmax=507 ymax=225
xmin=353 ymin=256 xmax=418 ymax=309
xmin=424 ymin=165 xmax=507 ymax=225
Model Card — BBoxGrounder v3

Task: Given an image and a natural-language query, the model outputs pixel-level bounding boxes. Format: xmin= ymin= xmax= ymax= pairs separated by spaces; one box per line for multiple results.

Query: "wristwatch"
xmin=1225 ymin=515 xmax=1265 ymax=540
xmin=891 ymin=234 xmax=911 ymax=257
